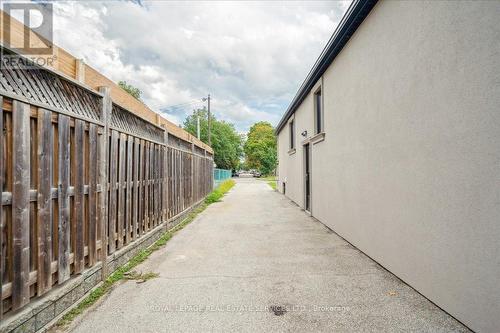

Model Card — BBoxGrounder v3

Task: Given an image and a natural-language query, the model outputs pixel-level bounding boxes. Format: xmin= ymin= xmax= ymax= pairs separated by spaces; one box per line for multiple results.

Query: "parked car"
xmin=238 ymin=170 xmax=253 ymax=178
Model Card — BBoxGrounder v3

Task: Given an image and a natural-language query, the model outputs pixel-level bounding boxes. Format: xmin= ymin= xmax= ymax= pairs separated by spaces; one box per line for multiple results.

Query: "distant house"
xmin=275 ymin=1 xmax=500 ymax=332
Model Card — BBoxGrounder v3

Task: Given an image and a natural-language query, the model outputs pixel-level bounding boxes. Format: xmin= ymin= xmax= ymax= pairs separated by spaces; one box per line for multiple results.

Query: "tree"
xmin=244 ymin=121 xmax=277 ymax=175
xmin=183 ymin=108 xmax=243 ymax=170
xmin=118 ymin=81 xmax=142 ymax=100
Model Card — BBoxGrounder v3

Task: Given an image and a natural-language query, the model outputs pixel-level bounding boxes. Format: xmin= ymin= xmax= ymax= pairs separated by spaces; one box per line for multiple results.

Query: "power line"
xmin=159 ymin=99 xmax=205 ymax=110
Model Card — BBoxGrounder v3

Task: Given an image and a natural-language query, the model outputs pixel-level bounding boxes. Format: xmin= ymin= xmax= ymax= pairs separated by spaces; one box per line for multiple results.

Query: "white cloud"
xmin=52 ymin=0 xmax=349 ymax=131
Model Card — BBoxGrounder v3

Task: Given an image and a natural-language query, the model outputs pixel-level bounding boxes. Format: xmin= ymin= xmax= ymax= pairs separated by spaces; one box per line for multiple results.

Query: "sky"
xmin=49 ymin=0 xmax=350 ymax=132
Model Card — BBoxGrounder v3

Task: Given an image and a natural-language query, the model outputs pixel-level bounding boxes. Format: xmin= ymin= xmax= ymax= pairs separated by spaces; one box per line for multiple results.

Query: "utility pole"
xmin=207 ymin=94 xmax=211 ymax=146
xmin=196 ymin=115 xmax=200 ymax=140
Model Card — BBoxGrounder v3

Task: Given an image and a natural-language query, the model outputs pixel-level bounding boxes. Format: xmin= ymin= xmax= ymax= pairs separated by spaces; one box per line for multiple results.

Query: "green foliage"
xmin=56 ymin=181 xmax=234 ymax=329
xmin=205 ymin=179 xmax=235 ymax=204
xmin=244 ymin=121 xmax=277 ymax=176
xmin=118 ymin=80 xmax=142 ymax=100
xmin=183 ymin=108 xmax=243 ymax=170
xmin=238 ymin=161 xmax=248 ymax=171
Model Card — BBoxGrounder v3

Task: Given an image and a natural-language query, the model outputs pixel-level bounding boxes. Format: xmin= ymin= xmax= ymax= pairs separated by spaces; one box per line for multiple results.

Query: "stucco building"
xmin=275 ymin=1 xmax=500 ymax=332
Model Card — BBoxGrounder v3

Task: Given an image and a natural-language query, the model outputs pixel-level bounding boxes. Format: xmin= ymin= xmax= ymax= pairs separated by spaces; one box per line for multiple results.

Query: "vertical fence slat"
xmin=117 ymin=134 xmax=125 ymax=249
xmin=190 ymin=154 xmax=194 ymax=206
xmin=132 ymin=137 xmax=139 ymax=240
xmin=175 ymin=150 xmax=178 ymax=216
xmin=179 ymin=151 xmax=182 ymax=214
xmin=108 ymin=130 xmax=118 ymax=254
xmin=154 ymin=146 xmax=158 ymax=224
xmin=179 ymin=151 xmax=183 ymax=213
xmin=58 ymin=114 xmax=71 ymax=284
xmin=37 ymin=108 xmax=53 ymax=295
xmin=155 ymin=145 xmax=158 ymax=225
xmin=162 ymin=133 xmax=168 ymax=224
xmin=152 ymin=145 xmax=155 ymax=225
xmin=126 ymin=135 xmax=132 ymax=244
xmin=149 ymin=143 xmax=153 ymax=228
xmin=153 ymin=145 xmax=158 ymax=226
xmin=144 ymin=142 xmax=149 ymax=231
xmin=88 ymin=124 xmax=97 ymax=266
xmin=179 ymin=153 xmax=183 ymax=212
xmin=159 ymin=146 xmax=162 ymax=224
xmin=158 ymin=146 xmax=162 ymax=224
xmin=168 ymin=148 xmax=172 ymax=219
xmin=138 ymin=140 xmax=144 ymax=237
xmin=11 ymin=100 xmax=30 ymax=309
xmin=153 ymin=145 xmax=157 ymax=225
xmin=175 ymin=150 xmax=178 ymax=215
xmin=74 ymin=119 xmax=85 ymax=273
xmin=158 ymin=146 xmax=162 ymax=223
xmin=158 ymin=146 xmax=162 ymax=225
xmin=173 ymin=150 xmax=177 ymax=216
xmin=167 ymin=148 xmax=170 ymax=219
xmin=152 ymin=146 xmax=156 ymax=227
xmin=25 ymin=106 xmax=34 ymax=279
xmin=99 ymin=86 xmax=111 ymax=279
xmin=96 ymin=130 xmax=103 ymax=262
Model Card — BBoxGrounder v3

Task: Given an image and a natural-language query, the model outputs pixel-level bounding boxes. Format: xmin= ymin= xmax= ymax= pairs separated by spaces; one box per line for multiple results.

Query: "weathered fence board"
xmin=37 ymin=108 xmax=53 ymax=295
xmin=11 ymin=101 xmax=30 ymax=310
xmin=74 ymin=119 xmax=85 ymax=274
xmin=117 ymin=133 xmax=125 ymax=249
xmin=108 ymin=130 xmax=118 ymax=254
xmin=58 ymin=114 xmax=71 ymax=284
xmin=144 ymin=142 xmax=150 ymax=232
xmin=126 ymin=135 xmax=132 ymax=244
xmin=132 ymin=138 xmax=139 ymax=240
xmin=138 ymin=140 xmax=144 ymax=237
xmin=88 ymin=124 xmax=98 ymax=266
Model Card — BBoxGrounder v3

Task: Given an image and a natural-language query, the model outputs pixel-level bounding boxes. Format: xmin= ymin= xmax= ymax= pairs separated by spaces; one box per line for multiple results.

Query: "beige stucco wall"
xmin=277 ymin=1 xmax=500 ymax=332
xmin=277 ymin=92 xmax=315 ymax=205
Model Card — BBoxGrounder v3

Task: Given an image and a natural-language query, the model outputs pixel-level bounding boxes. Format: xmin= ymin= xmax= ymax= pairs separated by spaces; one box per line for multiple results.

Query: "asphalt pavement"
xmin=70 ymin=178 xmax=469 ymax=333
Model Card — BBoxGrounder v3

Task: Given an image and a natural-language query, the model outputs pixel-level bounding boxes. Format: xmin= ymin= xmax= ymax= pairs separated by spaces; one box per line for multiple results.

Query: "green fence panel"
xmin=214 ymin=168 xmax=232 ymax=187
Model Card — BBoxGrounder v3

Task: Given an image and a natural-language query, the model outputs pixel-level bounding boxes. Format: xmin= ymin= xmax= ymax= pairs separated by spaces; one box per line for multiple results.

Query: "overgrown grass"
xmin=205 ymin=179 xmax=235 ymax=204
xmin=260 ymin=176 xmax=277 ymax=190
xmin=55 ymin=179 xmax=235 ymax=329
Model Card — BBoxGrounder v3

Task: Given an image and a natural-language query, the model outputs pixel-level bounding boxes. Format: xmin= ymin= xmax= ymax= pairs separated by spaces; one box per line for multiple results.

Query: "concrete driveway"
xmin=70 ymin=178 xmax=469 ymax=333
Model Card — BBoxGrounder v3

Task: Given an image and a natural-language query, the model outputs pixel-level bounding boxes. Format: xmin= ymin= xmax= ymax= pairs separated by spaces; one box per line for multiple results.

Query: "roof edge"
xmin=275 ymin=0 xmax=378 ymax=134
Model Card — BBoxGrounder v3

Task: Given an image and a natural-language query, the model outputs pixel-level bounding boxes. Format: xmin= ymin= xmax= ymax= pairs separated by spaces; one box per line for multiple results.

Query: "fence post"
xmin=191 ymin=143 xmax=195 ymax=205
xmin=99 ymin=86 xmax=112 ymax=281
xmin=162 ymin=125 xmax=168 ymax=228
xmin=75 ymin=59 xmax=85 ymax=83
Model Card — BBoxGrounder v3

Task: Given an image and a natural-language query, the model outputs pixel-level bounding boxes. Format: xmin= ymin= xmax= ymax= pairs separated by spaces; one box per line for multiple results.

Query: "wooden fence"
xmin=0 ymin=48 xmax=213 ymax=317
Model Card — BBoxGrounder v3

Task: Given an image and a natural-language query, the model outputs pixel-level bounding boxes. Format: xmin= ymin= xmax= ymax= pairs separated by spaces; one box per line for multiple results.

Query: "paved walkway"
xmin=71 ymin=178 xmax=469 ymax=332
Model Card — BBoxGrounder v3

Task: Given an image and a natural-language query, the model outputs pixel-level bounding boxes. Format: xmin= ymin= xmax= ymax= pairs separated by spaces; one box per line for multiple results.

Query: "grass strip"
xmin=259 ymin=176 xmax=277 ymax=190
xmin=205 ymin=179 xmax=235 ymax=204
xmin=55 ymin=179 xmax=236 ymax=328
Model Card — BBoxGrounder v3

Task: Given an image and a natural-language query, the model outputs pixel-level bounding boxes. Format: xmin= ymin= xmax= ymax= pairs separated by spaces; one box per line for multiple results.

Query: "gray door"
xmin=304 ymin=143 xmax=311 ymax=211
